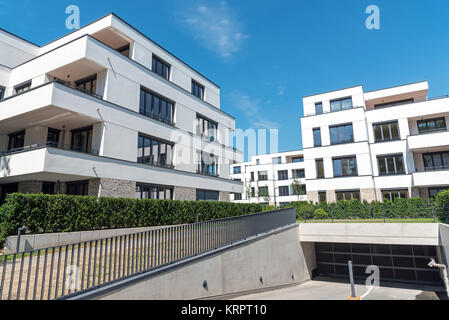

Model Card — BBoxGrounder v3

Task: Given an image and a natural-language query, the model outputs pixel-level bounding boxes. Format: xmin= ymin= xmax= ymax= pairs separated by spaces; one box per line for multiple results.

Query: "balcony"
xmin=407 ymin=130 xmax=449 ymax=151
xmin=413 ymin=169 xmax=449 ymax=187
xmin=0 ymin=142 xmax=99 ymax=158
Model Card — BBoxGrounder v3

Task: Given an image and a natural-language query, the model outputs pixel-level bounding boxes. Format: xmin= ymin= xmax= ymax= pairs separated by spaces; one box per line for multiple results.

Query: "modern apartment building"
xmin=230 ymin=150 xmax=307 ymax=206
xmin=301 ymin=81 xmax=449 ymax=203
xmin=0 ymin=13 xmax=243 ymax=203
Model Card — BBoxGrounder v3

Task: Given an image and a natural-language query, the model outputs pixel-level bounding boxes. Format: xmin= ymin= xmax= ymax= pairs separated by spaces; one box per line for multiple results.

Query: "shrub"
xmin=0 ymin=193 xmax=264 ymax=246
xmin=435 ymin=190 xmax=449 ymax=223
xmin=313 ymin=208 xmax=328 ymax=220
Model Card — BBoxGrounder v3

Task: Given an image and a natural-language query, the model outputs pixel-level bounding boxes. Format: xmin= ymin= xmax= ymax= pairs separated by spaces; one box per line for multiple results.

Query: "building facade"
xmin=301 ymin=81 xmax=449 ymax=203
xmin=230 ymin=151 xmax=307 ymax=206
xmin=0 ymin=13 xmax=243 ymax=203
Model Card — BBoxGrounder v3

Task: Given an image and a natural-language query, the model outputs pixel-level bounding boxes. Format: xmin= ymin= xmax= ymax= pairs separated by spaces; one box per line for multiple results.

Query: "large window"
xmin=192 ymin=80 xmax=205 ymax=100
xmin=315 ymin=102 xmax=323 ymax=115
xmin=233 ymin=166 xmax=241 ymax=174
xmin=293 ymin=169 xmax=305 ymax=179
xmin=279 ymin=186 xmax=290 ymax=197
xmin=258 ymin=171 xmax=268 ymax=181
xmin=429 ymin=187 xmax=449 ymax=198
xmin=42 ymin=182 xmax=56 ymax=195
xmin=330 ymin=97 xmax=352 ymax=112
xmin=75 ymin=75 xmax=97 ymax=96
xmin=14 ymin=81 xmax=31 ymax=94
xmin=198 ymin=152 xmax=218 ymax=176
xmin=0 ymin=86 xmax=5 ymax=100
xmin=373 ymin=121 xmax=400 ymax=142
xmin=423 ymin=152 xmax=449 ymax=171
xmin=8 ymin=130 xmax=25 ymax=151
xmin=47 ymin=128 xmax=60 ymax=147
xmin=316 ymin=159 xmax=324 ymax=179
xmin=233 ymin=193 xmax=242 ymax=200
xmin=66 ymin=181 xmax=89 ymax=196
xmin=330 ymin=123 xmax=354 ymax=145
xmin=197 ymin=189 xmax=219 ymax=201
xmin=377 ymin=154 xmax=405 ymax=176
xmin=333 ymin=156 xmax=358 ymax=177
xmin=382 ymin=189 xmax=408 ymax=202
xmin=152 ymin=55 xmax=170 ymax=80
xmin=258 ymin=186 xmax=269 ymax=197
xmin=417 ymin=117 xmax=447 ymax=134
xmin=336 ymin=190 xmax=360 ymax=201
xmin=313 ymin=128 xmax=322 ymax=147
xmin=292 ymin=156 xmax=304 ymax=163
xmin=136 ymin=183 xmax=173 ymax=200
xmin=291 ymin=184 xmax=306 ymax=196
xmin=71 ymin=126 xmax=93 ymax=153
xmin=138 ymin=134 xmax=174 ymax=167
xmin=196 ymin=114 xmax=218 ymax=141
xmin=272 ymin=157 xmax=282 ymax=164
xmin=140 ymin=87 xmax=175 ymax=125
xmin=278 ymin=170 xmax=288 ymax=180
xmin=250 ymin=172 xmax=255 ymax=181
xmin=318 ymin=191 xmax=327 ymax=203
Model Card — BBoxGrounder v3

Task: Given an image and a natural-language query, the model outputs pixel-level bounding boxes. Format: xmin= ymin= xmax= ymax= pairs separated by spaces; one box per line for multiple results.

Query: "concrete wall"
xmin=76 ymin=225 xmax=311 ymax=300
xmin=439 ymin=224 xmax=449 ymax=267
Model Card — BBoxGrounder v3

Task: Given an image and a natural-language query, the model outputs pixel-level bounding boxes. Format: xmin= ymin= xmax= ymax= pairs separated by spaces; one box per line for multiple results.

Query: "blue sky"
xmin=1 ymin=0 xmax=449 ymax=161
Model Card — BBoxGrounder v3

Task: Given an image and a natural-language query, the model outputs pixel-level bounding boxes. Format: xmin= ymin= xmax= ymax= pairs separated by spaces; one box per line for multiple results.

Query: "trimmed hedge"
xmin=435 ymin=190 xmax=449 ymax=223
xmin=291 ymin=197 xmax=439 ymax=221
xmin=0 ymin=193 xmax=263 ymax=245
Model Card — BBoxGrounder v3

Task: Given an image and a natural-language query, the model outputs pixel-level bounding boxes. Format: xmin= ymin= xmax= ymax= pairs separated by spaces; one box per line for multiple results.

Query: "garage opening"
xmin=315 ymin=242 xmax=443 ymax=287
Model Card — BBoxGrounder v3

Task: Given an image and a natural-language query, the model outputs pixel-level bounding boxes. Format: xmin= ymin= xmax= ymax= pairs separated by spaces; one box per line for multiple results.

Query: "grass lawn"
xmin=297 ymin=218 xmax=440 ymax=224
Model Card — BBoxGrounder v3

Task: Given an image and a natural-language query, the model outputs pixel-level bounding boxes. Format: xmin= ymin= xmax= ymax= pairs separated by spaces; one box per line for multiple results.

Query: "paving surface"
xmin=231 ymin=280 xmax=441 ymax=300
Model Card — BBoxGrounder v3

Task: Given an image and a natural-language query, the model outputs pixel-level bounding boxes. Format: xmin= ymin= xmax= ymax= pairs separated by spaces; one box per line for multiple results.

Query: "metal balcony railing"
xmin=0 ymin=142 xmax=99 ymax=157
xmin=54 ymin=79 xmax=103 ymax=100
xmin=0 ymin=208 xmax=296 ymax=300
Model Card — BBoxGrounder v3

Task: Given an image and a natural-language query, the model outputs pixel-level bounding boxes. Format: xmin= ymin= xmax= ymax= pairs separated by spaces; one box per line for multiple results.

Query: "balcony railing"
xmin=0 ymin=142 xmax=99 ymax=157
xmin=409 ymin=128 xmax=449 ymax=136
xmin=54 ymin=79 xmax=103 ymax=100
xmin=196 ymin=169 xmax=219 ymax=177
xmin=422 ymin=165 xmax=449 ymax=172
xmin=305 ymin=105 xmax=361 ymax=117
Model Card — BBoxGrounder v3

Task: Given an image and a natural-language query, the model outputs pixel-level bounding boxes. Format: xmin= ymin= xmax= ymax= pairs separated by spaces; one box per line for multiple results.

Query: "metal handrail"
xmin=0 ymin=207 xmax=295 ymax=300
xmin=0 ymin=142 xmax=99 ymax=157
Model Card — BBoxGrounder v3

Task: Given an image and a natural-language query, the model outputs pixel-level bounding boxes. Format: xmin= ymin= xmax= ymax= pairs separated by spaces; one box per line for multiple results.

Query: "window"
xmin=233 ymin=166 xmax=241 ymax=174
xmin=256 ymin=159 xmax=260 ymax=165
xmin=250 ymin=172 xmax=255 ymax=181
xmin=138 ymin=134 xmax=174 ymax=167
xmin=258 ymin=187 xmax=269 ymax=197
xmin=429 ymin=187 xmax=449 ymax=198
xmin=374 ymin=99 xmax=414 ymax=109
xmin=66 ymin=181 xmax=89 ymax=196
xmin=377 ymin=154 xmax=405 ymax=175
xmin=136 ymin=183 xmax=173 ymax=200
xmin=316 ymin=159 xmax=324 ymax=179
xmin=47 ymin=128 xmax=60 ymax=147
xmin=251 ymin=187 xmax=255 ymax=197
xmin=14 ymin=81 xmax=31 ymax=94
xmin=198 ymin=152 xmax=218 ymax=176
xmin=8 ymin=130 xmax=25 ymax=151
xmin=417 ymin=117 xmax=447 ymax=134
xmin=279 ymin=186 xmax=290 ymax=197
xmin=291 ymin=184 xmax=306 ymax=196
xmin=278 ymin=170 xmax=288 ymax=180
xmin=293 ymin=169 xmax=305 ymax=179
xmin=0 ymin=86 xmax=5 ymax=100
xmin=42 ymin=182 xmax=56 ymax=195
xmin=382 ymin=190 xmax=408 ymax=202
xmin=315 ymin=102 xmax=323 ymax=115
xmin=75 ymin=75 xmax=97 ymax=96
xmin=140 ymin=87 xmax=175 ymax=125
xmin=196 ymin=114 xmax=218 ymax=141
xmin=196 ymin=189 xmax=220 ymax=201
xmin=71 ymin=126 xmax=93 ymax=153
xmin=330 ymin=124 xmax=354 ymax=145
xmin=233 ymin=193 xmax=242 ymax=201
xmin=313 ymin=128 xmax=322 ymax=147
xmin=152 ymin=55 xmax=170 ymax=80
xmin=423 ymin=152 xmax=449 ymax=171
xmin=336 ymin=190 xmax=360 ymax=201
xmin=333 ymin=156 xmax=358 ymax=177
xmin=258 ymin=171 xmax=268 ymax=181
xmin=318 ymin=191 xmax=327 ymax=203
xmin=272 ymin=157 xmax=282 ymax=164
xmin=0 ymin=183 xmax=18 ymax=204
xmin=192 ymin=80 xmax=205 ymax=100
xmin=330 ymin=97 xmax=352 ymax=112
xmin=292 ymin=157 xmax=304 ymax=163
xmin=373 ymin=121 xmax=400 ymax=142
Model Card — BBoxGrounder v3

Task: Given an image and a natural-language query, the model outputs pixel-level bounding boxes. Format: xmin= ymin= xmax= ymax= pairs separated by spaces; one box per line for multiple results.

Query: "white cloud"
xmin=179 ymin=1 xmax=249 ymax=58
xmin=229 ymin=91 xmax=280 ymax=129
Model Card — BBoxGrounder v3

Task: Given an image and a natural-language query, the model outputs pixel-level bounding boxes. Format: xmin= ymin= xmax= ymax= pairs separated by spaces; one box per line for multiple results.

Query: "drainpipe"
xmin=428 ymin=258 xmax=449 ymax=297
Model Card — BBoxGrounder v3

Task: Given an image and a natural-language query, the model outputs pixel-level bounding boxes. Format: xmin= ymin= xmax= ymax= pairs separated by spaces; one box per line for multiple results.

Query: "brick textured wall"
xmin=88 ymin=178 xmax=136 ymax=199
xmin=174 ymin=187 xmax=196 ymax=201
xmin=361 ymin=188 xmax=377 ymax=202
xmin=219 ymin=192 xmax=230 ymax=202
xmin=18 ymin=181 xmax=42 ymax=194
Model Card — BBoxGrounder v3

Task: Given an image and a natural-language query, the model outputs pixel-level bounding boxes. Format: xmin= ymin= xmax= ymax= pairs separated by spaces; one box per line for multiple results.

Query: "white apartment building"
xmin=0 ymin=13 xmax=243 ymax=203
xmin=230 ymin=150 xmax=307 ymax=206
xmin=301 ymin=81 xmax=449 ymax=203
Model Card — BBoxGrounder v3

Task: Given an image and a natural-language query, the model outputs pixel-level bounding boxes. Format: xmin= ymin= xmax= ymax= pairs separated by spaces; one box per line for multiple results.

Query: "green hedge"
xmin=435 ymin=190 xmax=449 ymax=223
xmin=0 ymin=193 xmax=263 ymax=245
xmin=291 ymin=197 xmax=439 ymax=221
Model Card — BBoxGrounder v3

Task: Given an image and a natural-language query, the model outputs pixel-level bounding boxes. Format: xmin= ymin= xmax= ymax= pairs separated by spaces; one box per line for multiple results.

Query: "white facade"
xmin=0 ymin=13 xmax=243 ymax=202
xmin=230 ymin=150 xmax=307 ymax=206
xmin=301 ymin=81 xmax=449 ymax=203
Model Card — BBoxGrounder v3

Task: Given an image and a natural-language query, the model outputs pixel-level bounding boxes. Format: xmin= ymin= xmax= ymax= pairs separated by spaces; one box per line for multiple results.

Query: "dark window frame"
xmin=429 ymin=186 xmax=449 ymax=198
xmin=138 ymin=133 xmax=175 ymax=168
xmin=233 ymin=166 xmax=241 ymax=174
xmin=377 ymin=154 xmax=405 ymax=176
xmin=336 ymin=190 xmax=361 ymax=201
xmin=0 ymin=86 xmax=5 ymax=100
xmin=315 ymin=102 xmax=323 ymax=115
xmin=258 ymin=171 xmax=268 ymax=181
xmin=66 ymin=180 xmax=89 ymax=196
xmin=8 ymin=130 xmax=26 ymax=151
xmin=293 ymin=169 xmax=305 ymax=179
xmin=318 ymin=191 xmax=327 ymax=203
xmin=192 ymin=80 xmax=205 ymax=100
xmin=75 ymin=74 xmax=97 ymax=96
xmin=279 ymin=186 xmax=290 ymax=197
xmin=316 ymin=159 xmax=324 ymax=179
xmin=423 ymin=151 xmax=449 ymax=171
xmin=292 ymin=156 xmax=304 ymax=163
xmin=332 ymin=156 xmax=358 ymax=177
xmin=278 ymin=170 xmax=289 ymax=181
xmin=373 ymin=121 xmax=400 ymax=143
xmin=71 ymin=126 xmax=93 ymax=153
xmin=198 ymin=151 xmax=219 ymax=177
xmin=313 ymin=128 xmax=322 ymax=147
xmin=329 ymin=123 xmax=354 ymax=145
xmin=139 ymin=86 xmax=175 ymax=125
xmin=382 ymin=189 xmax=408 ymax=202
xmin=196 ymin=189 xmax=219 ymax=201
xmin=47 ymin=128 xmax=61 ymax=147
xmin=417 ymin=117 xmax=447 ymax=135
xmin=152 ymin=54 xmax=171 ymax=80
xmin=42 ymin=182 xmax=56 ymax=195
xmin=14 ymin=80 xmax=32 ymax=94
xmin=196 ymin=113 xmax=218 ymax=141
xmin=136 ymin=183 xmax=174 ymax=200
xmin=330 ymin=97 xmax=353 ymax=112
